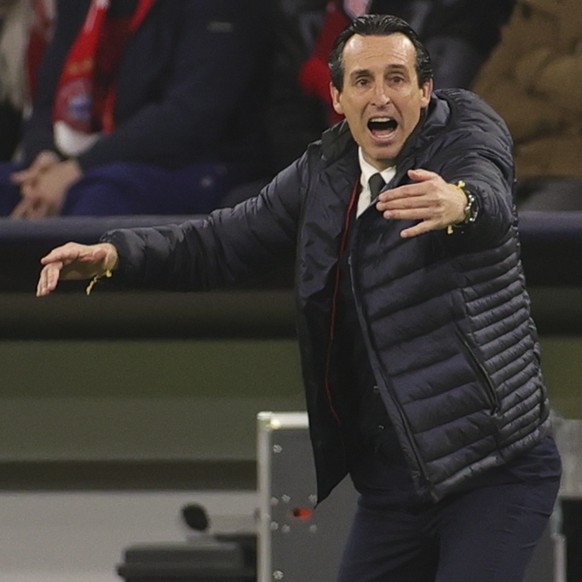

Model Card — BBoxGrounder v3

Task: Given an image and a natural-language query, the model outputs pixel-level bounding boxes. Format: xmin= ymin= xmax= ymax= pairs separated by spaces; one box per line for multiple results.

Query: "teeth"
xmin=370 ymin=117 xmax=393 ymax=122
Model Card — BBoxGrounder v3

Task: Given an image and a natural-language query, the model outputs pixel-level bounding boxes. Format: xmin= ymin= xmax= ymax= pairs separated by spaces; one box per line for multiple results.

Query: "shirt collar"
xmin=358 ymin=148 xmax=396 ymax=191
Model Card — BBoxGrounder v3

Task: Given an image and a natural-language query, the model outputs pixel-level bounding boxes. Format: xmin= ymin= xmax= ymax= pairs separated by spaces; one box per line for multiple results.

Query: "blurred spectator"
xmin=0 ymin=0 xmax=270 ymax=218
xmin=222 ymin=0 xmax=326 ymax=207
xmin=473 ymin=0 xmax=582 ymax=211
xmin=264 ymin=0 xmax=328 ymax=173
xmin=298 ymin=0 xmax=517 ymax=125
xmin=0 ymin=0 xmax=54 ymax=161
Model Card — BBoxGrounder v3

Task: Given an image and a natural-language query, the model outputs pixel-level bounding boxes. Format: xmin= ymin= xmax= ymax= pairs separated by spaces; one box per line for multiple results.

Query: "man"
xmin=37 ymin=15 xmax=560 ymax=581
xmin=0 ymin=0 xmax=268 ymax=217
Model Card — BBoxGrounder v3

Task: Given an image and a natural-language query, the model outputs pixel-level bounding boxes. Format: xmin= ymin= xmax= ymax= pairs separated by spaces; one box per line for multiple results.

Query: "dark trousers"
xmin=337 ymin=477 xmax=560 ymax=582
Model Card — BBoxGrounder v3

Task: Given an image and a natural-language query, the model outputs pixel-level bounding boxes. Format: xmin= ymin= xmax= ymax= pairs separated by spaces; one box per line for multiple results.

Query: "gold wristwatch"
xmin=447 ymin=180 xmax=478 ymax=234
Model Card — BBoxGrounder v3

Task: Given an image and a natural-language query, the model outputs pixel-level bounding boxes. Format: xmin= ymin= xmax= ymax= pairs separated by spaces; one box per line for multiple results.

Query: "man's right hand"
xmin=36 ymin=242 xmax=119 ymax=297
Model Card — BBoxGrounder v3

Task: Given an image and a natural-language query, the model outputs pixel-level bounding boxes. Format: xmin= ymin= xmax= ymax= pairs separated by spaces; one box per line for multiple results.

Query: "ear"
xmin=420 ymin=79 xmax=433 ymax=107
xmin=330 ymin=83 xmax=343 ymax=115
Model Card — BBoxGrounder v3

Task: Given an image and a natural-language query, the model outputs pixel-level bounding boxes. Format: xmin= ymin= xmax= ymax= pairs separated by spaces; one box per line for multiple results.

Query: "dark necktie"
xmin=368 ymin=172 xmax=385 ymax=199
xmin=357 ymin=172 xmax=385 ymax=217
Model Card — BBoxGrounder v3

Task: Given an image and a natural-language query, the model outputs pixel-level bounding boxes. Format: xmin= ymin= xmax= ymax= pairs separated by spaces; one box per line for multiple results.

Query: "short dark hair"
xmin=328 ymin=14 xmax=433 ymax=91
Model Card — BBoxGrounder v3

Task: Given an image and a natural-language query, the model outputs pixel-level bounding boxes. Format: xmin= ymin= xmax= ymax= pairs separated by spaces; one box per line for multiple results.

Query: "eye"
xmin=388 ymin=75 xmax=406 ymax=86
xmin=355 ymin=77 xmax=370 ymax=88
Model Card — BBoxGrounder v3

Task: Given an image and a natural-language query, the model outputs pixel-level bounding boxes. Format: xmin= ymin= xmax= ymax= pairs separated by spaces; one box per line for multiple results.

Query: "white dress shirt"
xmin=356 ymin=148 xmax=396 ymax=217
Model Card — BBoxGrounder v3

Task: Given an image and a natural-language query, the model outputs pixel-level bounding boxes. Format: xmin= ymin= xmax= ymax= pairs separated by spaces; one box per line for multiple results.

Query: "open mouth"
xmin=368 ymin=117 xmax=398 ymax=138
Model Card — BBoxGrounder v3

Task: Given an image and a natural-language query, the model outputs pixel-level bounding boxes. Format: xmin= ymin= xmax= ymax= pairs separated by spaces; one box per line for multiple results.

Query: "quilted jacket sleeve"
xmin=429 ymin=90 xmax=516 ymax=248
xmin=100 ymin=155 xmax=308 ymax=290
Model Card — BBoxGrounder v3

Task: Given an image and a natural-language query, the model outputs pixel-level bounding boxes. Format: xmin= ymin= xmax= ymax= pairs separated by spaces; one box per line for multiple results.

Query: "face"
xmin=331 ymin=33 xmax=432 ymax=170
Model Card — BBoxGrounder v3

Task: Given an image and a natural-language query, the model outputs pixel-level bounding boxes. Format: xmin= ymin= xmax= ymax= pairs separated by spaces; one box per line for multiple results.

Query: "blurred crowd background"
xmin=0 ymin=0 xmax=579 ymax=217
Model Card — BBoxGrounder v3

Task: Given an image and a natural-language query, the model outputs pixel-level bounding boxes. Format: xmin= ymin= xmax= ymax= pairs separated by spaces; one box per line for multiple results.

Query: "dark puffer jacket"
xmin=104 ymin=88 xmax=551 ymax=503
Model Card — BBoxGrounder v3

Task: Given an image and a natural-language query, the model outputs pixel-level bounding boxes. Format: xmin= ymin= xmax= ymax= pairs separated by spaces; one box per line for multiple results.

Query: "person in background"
xmin=220 ymin=0 xmax=326 ymax=207
xmin=261 ymin=0 xmax=328 ymax=176
xmin=0 ymin=0 xmax=270 ymax=218
xmin=36 ymin=15 xmax=560 ymax=581
xmin=299 ymin=0 xmax=516 ymax=124
xmin=473 ymin=0 xmax=582 ymax=211
xmin=0 ymin=0 xmax=54 ymax=161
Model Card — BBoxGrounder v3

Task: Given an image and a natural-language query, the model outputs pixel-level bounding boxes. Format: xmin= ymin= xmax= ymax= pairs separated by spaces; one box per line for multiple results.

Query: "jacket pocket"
xmin=456 ymin=330 xmax=500 ymax=413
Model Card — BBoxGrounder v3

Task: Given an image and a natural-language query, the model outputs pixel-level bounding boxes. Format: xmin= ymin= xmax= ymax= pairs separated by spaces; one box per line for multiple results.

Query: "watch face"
xmin=448 ymin=182 xmax=478 ymax=233
xmin=466 ymin=192 xmax=478 ymax=223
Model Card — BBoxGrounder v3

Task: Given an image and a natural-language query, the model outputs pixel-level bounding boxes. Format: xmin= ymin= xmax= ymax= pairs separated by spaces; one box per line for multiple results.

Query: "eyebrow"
xmin=384 ymin=64 xmax=408 ymax=74
xmin=349 ymin=63 xmax=409 ymax=80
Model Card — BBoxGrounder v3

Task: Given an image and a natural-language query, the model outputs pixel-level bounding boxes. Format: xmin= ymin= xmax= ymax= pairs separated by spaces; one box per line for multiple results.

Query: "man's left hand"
xmin=376 ymin=168 xmax=467 ymax=238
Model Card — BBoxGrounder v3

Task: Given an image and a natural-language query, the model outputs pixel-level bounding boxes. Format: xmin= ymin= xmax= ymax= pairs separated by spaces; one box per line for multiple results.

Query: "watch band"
xmin=446 ymin=180 xmax=478 ymax=235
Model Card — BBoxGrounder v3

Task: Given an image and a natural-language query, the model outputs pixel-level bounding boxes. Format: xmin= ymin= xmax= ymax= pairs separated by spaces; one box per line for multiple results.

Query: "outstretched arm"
xmin=36 ymin=242 xmax=119 ymax=297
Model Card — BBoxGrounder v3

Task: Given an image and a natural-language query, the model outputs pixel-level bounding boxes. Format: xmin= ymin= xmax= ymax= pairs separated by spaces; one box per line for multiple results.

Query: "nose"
xmin=372 ymin=82 xmax=390 ymax=106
